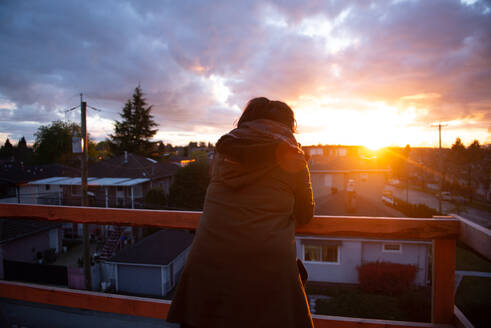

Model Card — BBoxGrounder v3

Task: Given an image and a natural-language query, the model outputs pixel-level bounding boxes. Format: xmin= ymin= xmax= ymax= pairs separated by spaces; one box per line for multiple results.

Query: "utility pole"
xmin=80 ymin=94 xmax=92 ymax=290
xmin=433 ymin=122 xmax=447 ymax=214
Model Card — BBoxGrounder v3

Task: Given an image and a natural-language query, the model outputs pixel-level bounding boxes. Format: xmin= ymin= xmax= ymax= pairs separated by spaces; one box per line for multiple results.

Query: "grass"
xmin=456 ymin=242 xmax=491 ymax=272
xmin=306 ymin=283 xmax=431 ymax=322
xmin=455 ymin=277 xmax=491 ymax=328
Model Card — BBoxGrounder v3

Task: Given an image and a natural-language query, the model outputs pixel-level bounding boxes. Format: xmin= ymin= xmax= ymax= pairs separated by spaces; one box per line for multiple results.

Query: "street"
xmin=386 ymin=185 xmax=491 ymax=228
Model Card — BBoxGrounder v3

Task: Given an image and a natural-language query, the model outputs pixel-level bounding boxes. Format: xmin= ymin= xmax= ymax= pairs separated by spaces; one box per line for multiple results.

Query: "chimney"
xmin=124 ymin=151 xmax=128 ymax=164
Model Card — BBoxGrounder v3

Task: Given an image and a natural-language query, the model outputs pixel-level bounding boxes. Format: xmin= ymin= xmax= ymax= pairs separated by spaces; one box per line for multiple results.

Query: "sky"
xmin=0 ymin=0 xmax=490 ymax=149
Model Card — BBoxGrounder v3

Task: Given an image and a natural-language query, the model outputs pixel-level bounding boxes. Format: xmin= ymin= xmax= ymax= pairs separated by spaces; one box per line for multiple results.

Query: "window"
xmin=383 ymin=243 xmax=402 ymax=253
xmin=360 ymin=173 xmax=368 ymax=182
xmin=45 ymin=184 xmax=51 ymax=191
xmin=309 ymin=148 xmax=323 ymax=156
xmin=337 ymin=148 xmax=346 ymax=157
xmin=304 ymin=244 xmax=340 ymax=264
xmin=324 ymin=174 xmax=332 ymax=187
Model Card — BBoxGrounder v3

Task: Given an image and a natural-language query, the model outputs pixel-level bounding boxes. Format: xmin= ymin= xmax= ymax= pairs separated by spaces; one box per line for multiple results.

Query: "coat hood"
xmin=214 ymin=119 xmax=306 ymax=189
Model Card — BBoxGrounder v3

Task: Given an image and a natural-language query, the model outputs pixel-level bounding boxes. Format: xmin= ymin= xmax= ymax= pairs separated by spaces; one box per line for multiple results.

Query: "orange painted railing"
xmin=0 ymin=203 xmax=459 ymax=327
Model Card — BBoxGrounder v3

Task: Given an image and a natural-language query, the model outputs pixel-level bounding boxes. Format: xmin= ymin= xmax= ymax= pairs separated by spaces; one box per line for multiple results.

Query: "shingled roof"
xmin=0 ymin=218 xmax=61 ymax=244
xmin=108 ymin=229 xmax=194 ymax=266
xmin=89 ymin=153 xmax=178 ymax=179
xmin=0 ymin=162 xmax=79 ymax=184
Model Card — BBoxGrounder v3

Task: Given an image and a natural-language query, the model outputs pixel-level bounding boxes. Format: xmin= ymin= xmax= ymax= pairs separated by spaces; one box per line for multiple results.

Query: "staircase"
xmin=98 ymin=226 xmax=125 ymax=260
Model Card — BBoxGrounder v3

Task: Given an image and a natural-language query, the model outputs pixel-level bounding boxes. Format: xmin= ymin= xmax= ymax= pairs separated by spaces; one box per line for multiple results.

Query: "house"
xmin=296 ymin=236 xmax=430 ymax=286
xmin=0 ymin=162 xmax=79 ymax=205
xmin=299 ymin=145 xmax=429 ymax=286
xmin=168 ymin=155 xmax=196 ymax=167
xmin=101 ymin=229 xmax=193 ymax=297
xmin=305 ymin=145 xmax=390 ymax=201
xmin=0 ymin=218 xmax=63 ymax=281
xmin=26 ymin=152 xmax=179 ymax=208
xmin=304 ymin=145 xmax=392 ymax=216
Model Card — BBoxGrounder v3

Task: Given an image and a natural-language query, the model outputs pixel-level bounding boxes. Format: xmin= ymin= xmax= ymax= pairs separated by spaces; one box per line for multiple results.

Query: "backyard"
xmin=306 ymin=283 xmax=431 ymax=322
xmin=305 ymin=242 xmax=491 ymax=327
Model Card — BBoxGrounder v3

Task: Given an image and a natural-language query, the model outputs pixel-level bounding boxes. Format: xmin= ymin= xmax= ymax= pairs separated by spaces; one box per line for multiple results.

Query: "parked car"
xmin=439 ymin=191 xmax=451 ymax=201
xmin=381 ymin=190 xmax=394 ymax=206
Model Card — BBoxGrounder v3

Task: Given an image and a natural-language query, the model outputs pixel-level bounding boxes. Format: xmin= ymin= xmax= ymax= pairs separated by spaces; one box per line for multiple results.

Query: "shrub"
xmin=144 ymin=187 xmax=167 ymax=209
xmin=357 ymin=261 xmax=418 ymax=295
xmin=168 ymin=160 xmax=210 ymax=210
xmin=393 ymin=198 xmax=440 ymax=217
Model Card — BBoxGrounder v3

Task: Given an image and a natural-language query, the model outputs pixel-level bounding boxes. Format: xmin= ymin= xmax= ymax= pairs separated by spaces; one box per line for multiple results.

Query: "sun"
xmin=294 ymin=97 xmax=418 ymax=148
xmin=364 ymin=139 xmax=388 ymax=151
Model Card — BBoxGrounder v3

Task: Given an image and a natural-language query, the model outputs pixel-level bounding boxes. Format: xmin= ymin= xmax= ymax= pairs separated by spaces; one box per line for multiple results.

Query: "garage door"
xmin=117 ymin=264 xmax=161 ymax=297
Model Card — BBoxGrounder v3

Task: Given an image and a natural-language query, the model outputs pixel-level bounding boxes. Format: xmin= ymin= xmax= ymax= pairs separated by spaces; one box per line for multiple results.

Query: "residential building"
xmin=296 ymin=236 xmax=430 ymax=286
xmin=0 ymin=218 xmax=62 ymax=280
xmin=25 ymin=153 xmax=178 ymax=208
xmin=0 ymin=162 xmax=79 ymax=205
xmin=101 ymin=229 xmax=193 ymax=297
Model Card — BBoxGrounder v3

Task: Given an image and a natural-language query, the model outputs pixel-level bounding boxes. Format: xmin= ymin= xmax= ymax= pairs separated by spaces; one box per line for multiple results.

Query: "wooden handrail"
xmin=0 ymin=203 xmax=459 ymax=326
xmin=0 ymin=203 xmax=459 ymax=240
xmin=0 ymin=281 xmax=453 ymax=328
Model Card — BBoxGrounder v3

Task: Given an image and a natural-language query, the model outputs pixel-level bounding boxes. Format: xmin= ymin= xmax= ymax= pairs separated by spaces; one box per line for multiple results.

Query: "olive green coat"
xmin=167 ymin=150 xmax=315 ymax=328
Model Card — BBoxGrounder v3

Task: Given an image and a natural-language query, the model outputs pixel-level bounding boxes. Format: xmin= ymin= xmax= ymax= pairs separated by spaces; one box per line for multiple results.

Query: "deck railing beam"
xmin=0 ymin=204 xmax=459 ymax=240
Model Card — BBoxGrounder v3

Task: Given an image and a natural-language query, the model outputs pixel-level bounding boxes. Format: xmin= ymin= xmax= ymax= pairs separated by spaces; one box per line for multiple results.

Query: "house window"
xmin=383 ymin=243 xmax=402 ymax=253
xmin=324 ymin=174 xmax=332 ymax=187
xmin=304 ymin=244 xmax=340 ymax=264
xmin=45 ymin=184 xmax=51 ymax=191
xmin=309 ymin=148 xmax=323 ymax=156
xmin=337 ymin=148 xmax=346 ymax=157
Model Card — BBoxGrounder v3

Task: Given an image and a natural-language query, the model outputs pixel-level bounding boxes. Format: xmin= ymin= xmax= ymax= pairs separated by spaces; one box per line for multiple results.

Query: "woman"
xmin=167 ymin=97 xmax=315 ymax=328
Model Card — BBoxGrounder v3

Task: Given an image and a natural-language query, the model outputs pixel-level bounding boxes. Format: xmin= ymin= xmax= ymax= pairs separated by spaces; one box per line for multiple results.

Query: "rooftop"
xmin=108 ymin=229 xmax=194 ymax=266
xmin=89 ymin=153 xmax=178 ymax=179
xmin=0 ymin=218 xmax=61 ymax=244
xmin=28 ymin=176 xmax=150 ymax=187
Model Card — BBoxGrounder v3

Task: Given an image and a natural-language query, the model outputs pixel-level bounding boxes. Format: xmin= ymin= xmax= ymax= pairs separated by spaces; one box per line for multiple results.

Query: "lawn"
xmin=455 ymin=276 xmax=491 ymax=328
xmin=456 ymin=242 xmax=491 ymax=272
xmin=306 ymin=283 xmax=431 ymax=322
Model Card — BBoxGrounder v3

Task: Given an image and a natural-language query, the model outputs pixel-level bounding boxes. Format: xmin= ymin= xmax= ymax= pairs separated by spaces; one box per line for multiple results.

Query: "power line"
xmin=63 ymin=105 xmax=80 ymax=113
xmin=87 ymin=105 xmax=102 ymax=112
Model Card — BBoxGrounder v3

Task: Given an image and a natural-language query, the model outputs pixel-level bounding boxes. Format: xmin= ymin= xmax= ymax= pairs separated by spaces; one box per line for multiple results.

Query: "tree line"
xmin=0 ymin=86 xmax=213 ymax=165
xmin=0 ymin=86 xmax=212 ymax=210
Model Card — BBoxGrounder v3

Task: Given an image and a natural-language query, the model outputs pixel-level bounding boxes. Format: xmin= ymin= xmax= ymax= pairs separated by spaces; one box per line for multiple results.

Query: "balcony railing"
xmin=0 ymin=203 xmax=461 ymax=327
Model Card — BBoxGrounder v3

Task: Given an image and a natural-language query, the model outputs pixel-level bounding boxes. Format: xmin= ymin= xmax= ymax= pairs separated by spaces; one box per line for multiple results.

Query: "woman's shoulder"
xmin=275 ymin=143 xmax=308 ymax=174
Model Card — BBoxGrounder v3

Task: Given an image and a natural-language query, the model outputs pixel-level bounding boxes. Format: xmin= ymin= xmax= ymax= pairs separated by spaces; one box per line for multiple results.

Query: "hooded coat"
xmin=167 ymin=119 xmax=315 ymax=328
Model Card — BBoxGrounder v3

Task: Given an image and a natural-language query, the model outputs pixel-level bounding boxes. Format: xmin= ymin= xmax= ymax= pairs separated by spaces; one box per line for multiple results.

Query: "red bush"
xmin=357 ymin=261 xmax=418 ymax=295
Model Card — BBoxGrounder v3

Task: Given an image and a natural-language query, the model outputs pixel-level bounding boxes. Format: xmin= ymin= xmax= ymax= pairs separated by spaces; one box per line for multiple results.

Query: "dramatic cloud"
xmin=0 ymin=0 xmax=490 ymax=147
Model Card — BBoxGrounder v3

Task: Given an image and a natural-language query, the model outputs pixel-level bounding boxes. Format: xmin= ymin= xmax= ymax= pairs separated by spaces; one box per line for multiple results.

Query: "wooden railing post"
xmin=432 ymin=238 xmax=456 ymax=324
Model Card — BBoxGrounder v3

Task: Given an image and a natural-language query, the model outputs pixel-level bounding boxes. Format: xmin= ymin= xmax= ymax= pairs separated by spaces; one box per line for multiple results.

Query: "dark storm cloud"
xmin=0 ymin=0 xmax=489 ymax=145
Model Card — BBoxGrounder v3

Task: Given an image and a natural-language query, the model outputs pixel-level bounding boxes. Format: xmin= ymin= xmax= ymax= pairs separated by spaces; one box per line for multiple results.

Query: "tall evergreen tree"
xmin=0 ymin=138 xmax=14 ymax=159
xmin=17 ymin=136 xmax=27 ymax=150
xmin=110 ymin=86 xmax=158 ymax=156
xmin=14 ymin=136 xmax=33 ymax=164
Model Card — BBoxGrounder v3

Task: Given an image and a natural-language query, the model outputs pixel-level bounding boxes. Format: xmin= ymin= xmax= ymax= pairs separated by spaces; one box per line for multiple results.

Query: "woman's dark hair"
xmin=237 ymin=97 xmax=297 ymax=132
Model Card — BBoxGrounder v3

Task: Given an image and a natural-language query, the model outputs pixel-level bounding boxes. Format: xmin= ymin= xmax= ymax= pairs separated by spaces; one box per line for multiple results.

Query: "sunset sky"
xmin=0 ymin=0 xmax=490 ymax=148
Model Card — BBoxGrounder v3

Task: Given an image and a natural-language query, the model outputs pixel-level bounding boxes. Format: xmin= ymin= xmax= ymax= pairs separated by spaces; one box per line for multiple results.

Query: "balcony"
xmin=0 ymin=203 xmax=467 ymax=327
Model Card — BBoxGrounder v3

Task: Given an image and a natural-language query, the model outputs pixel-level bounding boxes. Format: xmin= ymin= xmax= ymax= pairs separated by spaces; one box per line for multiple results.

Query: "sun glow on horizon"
xmin=291 ymin=94 xmax=490 ymax=148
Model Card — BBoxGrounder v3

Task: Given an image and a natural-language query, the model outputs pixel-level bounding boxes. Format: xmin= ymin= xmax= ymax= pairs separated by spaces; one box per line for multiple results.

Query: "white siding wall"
xmin=296 ymin=238 xmax=429 ymax=286
xmin=49 ymin=229 xmax=59 ymax=253
xmin=100 ymin=262 xmax=117 ymax=288
xmin=296 ymin=238 xmax=362 ymax=284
